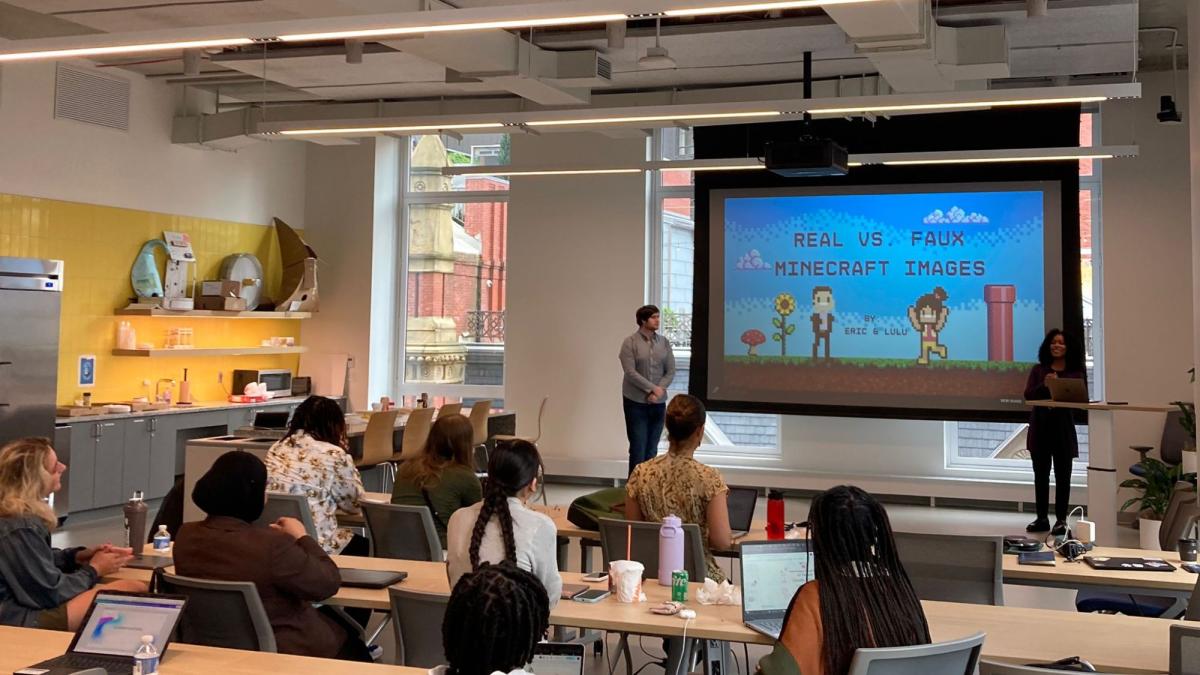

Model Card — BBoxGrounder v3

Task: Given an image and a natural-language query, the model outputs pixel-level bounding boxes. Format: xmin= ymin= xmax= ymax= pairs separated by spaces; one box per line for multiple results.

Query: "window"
xmin=397 ymin=134 xmax=509 ymax=405
xmin=945 ymin=111 xmax=1101 ymax=471
xmin=651 ymin=129 xmax=781 ymax=457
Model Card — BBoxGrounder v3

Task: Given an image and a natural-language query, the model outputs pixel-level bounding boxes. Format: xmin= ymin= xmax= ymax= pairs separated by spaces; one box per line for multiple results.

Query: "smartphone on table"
xmin=573 ymin=589 xmax=611 ymax=603
xmin=581 ymin=572 xmax=609 ymax=583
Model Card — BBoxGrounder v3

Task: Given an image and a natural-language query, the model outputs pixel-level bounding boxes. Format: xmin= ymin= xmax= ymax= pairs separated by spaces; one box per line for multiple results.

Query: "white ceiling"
xmin=0 ymin=0 xmax=1153 ymax=112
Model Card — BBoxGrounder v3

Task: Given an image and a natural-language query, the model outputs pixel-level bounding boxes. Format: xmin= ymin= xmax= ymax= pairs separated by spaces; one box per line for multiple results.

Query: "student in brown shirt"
xmin=174 ymin=451 xmax=368 ymax=661
xmin=758 ymin=486 xmax=929 ymax=675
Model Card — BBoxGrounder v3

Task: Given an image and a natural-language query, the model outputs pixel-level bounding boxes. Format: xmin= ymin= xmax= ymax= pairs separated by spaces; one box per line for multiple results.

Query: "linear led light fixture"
xmin=0 ymin=0 xmax=880 ymax=62
xmin=805 ymin=96 xmax=1108 ymax=116
xmin=0 ymin=37 xmax=254 ymax=62
xmin=443 ymin=158 xmax=766 ymax=176
xmin=279 ymin=122 xmax=505 ymax=136
xmin=524 ymin=111 xmax=780 ymax=127
xmin=851 ymin=145 xmax=1138 ymax=166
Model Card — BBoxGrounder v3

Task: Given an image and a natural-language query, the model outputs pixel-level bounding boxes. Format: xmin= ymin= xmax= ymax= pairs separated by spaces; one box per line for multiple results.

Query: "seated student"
xmin=625 ymin=394 xmax=732 ymax=581
xmin=0 ymin=437 xmax=145 ymax=631
xmin=435 ymin=562 xmax=550 ymax=675
xmin=392 ymin=413 xmax=482 ymax=547
xmin=265 ymin=395 xmax=367 ymax=555
xmin=174 ymin=451 xmax=369 ymax=661
xmin=445 ymin=440 xmax=562 ymax=606
xmin=759 ymin=485 xmax=930 ymax=675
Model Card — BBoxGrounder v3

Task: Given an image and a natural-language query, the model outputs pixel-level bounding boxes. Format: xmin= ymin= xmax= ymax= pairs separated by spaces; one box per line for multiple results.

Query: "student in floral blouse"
xmin=265 ymin=396 xmax=367 ymax=555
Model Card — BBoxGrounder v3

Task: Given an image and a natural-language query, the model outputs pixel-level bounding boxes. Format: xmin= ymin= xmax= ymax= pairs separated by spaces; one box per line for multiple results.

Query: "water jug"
xmin=658 ymin=514 xmax=684 ymax=585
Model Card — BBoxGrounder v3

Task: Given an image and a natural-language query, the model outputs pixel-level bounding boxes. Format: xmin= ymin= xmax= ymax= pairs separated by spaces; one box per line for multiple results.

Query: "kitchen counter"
xmin=55 ymin=396 xmax=317 ymax=424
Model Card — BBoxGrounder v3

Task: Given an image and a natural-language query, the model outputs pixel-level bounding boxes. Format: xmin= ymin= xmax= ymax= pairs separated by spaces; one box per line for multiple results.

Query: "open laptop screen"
xmin=741 ymin=541 xmax=814 ymax=617
xmin=72 ymin=593 xmax=186 ymax=658
xmin=527 ymin=643 xmax=584 ymax=675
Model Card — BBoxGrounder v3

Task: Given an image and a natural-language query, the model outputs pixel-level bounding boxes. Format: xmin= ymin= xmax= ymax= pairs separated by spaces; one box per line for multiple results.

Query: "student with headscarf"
xmin=173 ymin=451 xmax=369 ymax=661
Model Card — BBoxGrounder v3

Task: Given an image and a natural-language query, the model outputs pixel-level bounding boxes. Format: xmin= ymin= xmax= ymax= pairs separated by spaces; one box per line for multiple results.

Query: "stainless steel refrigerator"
xmin=0 ymin=257 xmax=64 ymax=513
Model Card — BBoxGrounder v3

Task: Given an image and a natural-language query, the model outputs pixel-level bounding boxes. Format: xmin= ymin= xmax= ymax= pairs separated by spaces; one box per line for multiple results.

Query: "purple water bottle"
xmin=658 ymin=514 xmax=684 ymax=586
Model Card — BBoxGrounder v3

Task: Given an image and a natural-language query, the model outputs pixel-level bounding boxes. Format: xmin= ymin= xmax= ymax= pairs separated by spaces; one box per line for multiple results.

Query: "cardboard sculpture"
xmin=274 ymin=217 xmax=319 ymax=312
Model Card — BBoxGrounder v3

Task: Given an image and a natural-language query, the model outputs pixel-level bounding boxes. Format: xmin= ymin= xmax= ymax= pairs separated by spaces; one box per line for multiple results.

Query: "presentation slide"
xmin=705 ymin=182 xmax=1064 ymax=418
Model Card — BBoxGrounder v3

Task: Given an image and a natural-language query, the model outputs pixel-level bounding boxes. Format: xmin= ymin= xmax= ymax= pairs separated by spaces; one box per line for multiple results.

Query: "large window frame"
xmin=943 ymin=108 xmax=1103 ymax=473
xmin=394 ymin=135 xmax=510 ymax=402
xmin=649 ymin=129 xmax=782 ymax=459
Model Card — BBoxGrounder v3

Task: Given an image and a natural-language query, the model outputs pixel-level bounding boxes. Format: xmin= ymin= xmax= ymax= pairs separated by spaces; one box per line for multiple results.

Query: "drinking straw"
xmin=626 ymin=523 xmax=632 ymax=560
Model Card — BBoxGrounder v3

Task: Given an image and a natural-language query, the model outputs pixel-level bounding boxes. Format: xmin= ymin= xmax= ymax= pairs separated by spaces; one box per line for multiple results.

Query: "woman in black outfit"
xmin=1024 ymin=329 xmax=1086 ymax=535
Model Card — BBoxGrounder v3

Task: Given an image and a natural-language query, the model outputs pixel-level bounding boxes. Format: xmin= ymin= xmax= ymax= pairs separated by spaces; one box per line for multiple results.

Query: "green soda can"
xmin=671 ymin=570 xmax=688 ymax=603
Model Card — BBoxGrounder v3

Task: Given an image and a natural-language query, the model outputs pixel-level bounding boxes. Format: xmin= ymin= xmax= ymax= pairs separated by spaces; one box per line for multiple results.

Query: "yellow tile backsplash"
xmin=0 ymin=193 xmax=304 ymax=405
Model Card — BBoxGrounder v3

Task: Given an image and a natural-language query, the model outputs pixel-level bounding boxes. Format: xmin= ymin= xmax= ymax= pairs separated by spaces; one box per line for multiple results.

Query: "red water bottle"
xmin=766 ymin=489 xmax=785 ymax=540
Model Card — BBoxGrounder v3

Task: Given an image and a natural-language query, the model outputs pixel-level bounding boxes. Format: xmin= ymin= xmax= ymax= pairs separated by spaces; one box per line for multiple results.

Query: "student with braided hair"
xmin=435 ymin=563 xmax=551 ymax=675
xmin=758 ymin=485 xmax=930 ymax=675
xmin=445 ymin=440 xmax=562 ymax=606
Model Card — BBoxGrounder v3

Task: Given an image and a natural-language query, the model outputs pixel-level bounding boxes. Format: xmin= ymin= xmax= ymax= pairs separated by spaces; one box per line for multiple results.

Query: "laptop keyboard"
xmin=751 ymin=618 xmax=784 ymax=637
xmin=57 ymin=654 xmax=131 ymax=674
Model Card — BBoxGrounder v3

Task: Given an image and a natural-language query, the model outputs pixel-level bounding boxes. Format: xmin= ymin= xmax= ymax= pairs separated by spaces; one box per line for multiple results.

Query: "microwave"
xmin=231 ymin=369 xmax=293 ymax=397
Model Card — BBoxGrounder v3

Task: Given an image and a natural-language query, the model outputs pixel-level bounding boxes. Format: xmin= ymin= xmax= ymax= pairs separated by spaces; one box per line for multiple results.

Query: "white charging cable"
xmin=675 ymin=615 xmax=694 ymax=675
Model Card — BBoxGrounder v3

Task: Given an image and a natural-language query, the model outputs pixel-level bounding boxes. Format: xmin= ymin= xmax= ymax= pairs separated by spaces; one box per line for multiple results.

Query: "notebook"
xmin=1084 ymin=556 xmax=1176 ymax=572
xmin=1046 ymin=377 xmax=1089 ymax=403
xmin=1018 ymin=551 xmax=1057 ymax=566
xmin=527 ymin=643 xmax=585 ymax=675
xmin=24 ymin=591 xmax=186 ymax=675
xmin=740 ymin=540 xmax=814 ymax=640
xmin=560 ymin=583 xmax=589 ymax=600
xmin=727 ymin=487 xmax=758 ymax=538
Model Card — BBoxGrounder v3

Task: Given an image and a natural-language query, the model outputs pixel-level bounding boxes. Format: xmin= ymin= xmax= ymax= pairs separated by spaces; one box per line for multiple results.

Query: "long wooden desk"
xmin=0 ymin=626 xmax=426 ymax=675
xmin=117 ymin=555 xmax=1181 ymax=673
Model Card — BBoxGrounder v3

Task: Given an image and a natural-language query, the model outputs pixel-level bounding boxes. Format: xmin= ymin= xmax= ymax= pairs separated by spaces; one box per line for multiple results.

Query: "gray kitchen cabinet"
xmin=123 ymin=418 xmax=152 ymax=499
xmin=146 ymin=416 xmax=175 ymax=500
xmin=67 ymin=423 xmax=95 ymax=512
xmin=92 ymin=420 xmax=124 ymax=508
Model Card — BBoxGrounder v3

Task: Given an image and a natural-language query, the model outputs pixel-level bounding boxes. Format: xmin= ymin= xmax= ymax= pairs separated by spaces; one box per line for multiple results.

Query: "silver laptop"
xmin=26 ymin=591 xmax=187 ymax=675
xmin=739 ymin=540 xmax=814 ymax=640
xmin=1046 ymin=377 xmax=1089 ymax=403
xmin=727 ymin=487 xmax=758 ymax=538
xmin=526 ymin=643 xmax=585 ymax=675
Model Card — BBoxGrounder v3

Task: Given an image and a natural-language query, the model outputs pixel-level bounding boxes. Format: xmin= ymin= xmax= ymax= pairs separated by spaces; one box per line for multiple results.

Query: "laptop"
xmin=338 ymin=568 xmax=408 ymax=589
xmin=526 ymin=643 xmax=585 ymax=675
xmin=24 ymin=591 xmax=186 ymax=675
xmin=1046 ymin=377 xmax=1089 ymax=403
xmin=739 ymin=540 xmax=815 ymax=640
xmin=727 ymin=487 xmax=758 ymax=538
xmin=1083 ymin=556 xmax=1176 ymax=572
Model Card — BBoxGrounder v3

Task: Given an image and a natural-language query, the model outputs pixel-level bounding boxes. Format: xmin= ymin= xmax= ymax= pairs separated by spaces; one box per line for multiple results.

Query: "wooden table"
xmin=0 ymin=626 xmax=425 ymax=675
xmin=119 ymin=555 xmax=1183 ymax=673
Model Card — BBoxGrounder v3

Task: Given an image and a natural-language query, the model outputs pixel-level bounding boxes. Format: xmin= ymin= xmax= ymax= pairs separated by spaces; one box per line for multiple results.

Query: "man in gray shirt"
xmin=619 ymin=305 xmax=677 ymax=475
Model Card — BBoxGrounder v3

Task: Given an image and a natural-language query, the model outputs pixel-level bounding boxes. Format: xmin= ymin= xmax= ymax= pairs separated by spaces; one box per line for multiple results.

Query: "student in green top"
xmin=392 ymin=413 xmax=483 ymax=546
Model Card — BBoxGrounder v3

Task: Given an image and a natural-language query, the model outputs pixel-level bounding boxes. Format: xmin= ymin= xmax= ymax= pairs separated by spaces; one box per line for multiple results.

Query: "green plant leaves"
xmin=785 ymin=325 xmax=796 ymax=335
xmin=772 ymin=334 xmax=781 ymax=342
xmin=772 ymin=317 xmax=783 ymax=329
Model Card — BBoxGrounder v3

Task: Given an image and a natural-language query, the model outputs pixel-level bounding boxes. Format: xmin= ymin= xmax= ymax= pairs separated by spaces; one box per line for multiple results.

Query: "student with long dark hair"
xmin=265 ymin=395 xmax=367 ymax=555
xmin=1024 ymin=328 xmax=1087 ymax=535
xmin=445 ymin=440 xmax=562 ymax=605
xmin=392 ymin=413 xmax=482 ymax=546
xmin=436 ymin=563 xmax=550 ymax=675
xmin=759 ymin=485 xmax=930 ymax=675
xmin=626 ymin=394 xmax=732 ymax=581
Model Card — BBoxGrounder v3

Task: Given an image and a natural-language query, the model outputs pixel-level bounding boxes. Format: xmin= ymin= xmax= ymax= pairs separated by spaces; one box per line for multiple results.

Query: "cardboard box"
xmin=195 ymin=296 xmax=248 ymax=311
xmin=200 ymin=280 xmax=243 ymax=298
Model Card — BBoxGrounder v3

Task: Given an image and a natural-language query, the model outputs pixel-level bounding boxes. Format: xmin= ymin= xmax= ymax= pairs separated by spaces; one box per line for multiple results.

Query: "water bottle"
xmin=766 ymin=489 xmax=785 ymax=540
xmin=658 ymin=514 xmax=684 ymax=586
xmin=153 ymin=525 xmax=171 ymax=552
xmin=133 ymin=635 xmax=159 ymax=675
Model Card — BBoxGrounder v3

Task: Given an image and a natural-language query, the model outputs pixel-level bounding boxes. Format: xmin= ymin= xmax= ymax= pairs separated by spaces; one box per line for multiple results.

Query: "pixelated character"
xmin=907 ymin=286 xmax=950 ymax=365
xmin=809 ymin=286 xmax=835 ymax=360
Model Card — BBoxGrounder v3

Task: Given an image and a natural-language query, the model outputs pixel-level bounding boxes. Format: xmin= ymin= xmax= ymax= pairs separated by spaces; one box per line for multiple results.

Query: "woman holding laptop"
xmin=1023 ymin=329 xmax=1087 ymax=536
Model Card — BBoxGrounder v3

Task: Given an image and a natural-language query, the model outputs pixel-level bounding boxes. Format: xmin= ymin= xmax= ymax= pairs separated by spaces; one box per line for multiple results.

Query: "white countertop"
xmin=56 ymin=396 xmax=315 ymax=424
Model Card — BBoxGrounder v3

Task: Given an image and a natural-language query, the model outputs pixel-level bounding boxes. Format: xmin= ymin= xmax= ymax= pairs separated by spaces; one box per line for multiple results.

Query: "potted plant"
xmin=1121 ymin=457 xmax=1182 ymax=550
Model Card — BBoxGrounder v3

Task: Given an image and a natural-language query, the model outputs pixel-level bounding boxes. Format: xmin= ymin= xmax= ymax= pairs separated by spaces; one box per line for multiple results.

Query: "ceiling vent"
xmin=54 ymin=64 xmax=130 ymax=131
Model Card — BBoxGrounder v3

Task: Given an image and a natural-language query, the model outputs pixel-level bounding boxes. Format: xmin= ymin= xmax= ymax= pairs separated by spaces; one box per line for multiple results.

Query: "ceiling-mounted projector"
xmin=765 ymin=138 xmax=849 ymax=177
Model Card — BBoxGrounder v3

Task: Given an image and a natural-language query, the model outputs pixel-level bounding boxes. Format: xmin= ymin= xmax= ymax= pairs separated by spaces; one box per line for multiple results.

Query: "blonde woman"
xmin=0 ymin=437 xmax=145 ymax=630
